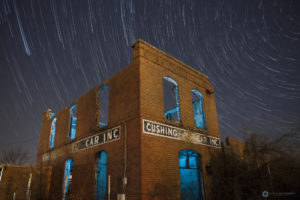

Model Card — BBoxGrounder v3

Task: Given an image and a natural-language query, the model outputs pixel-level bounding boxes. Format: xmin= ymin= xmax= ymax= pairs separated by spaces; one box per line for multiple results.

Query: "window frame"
xmin=62 ymin=158 xmax=73 ymax=200
xmin=94 ymin=151 xmax=107 ymax=200
xmin=69 ymin=104 xmax=77 ymax=140
xmin=0 ymin=166 xmax=3 ymax=182
xmin=178 ymin=149 xmax=204 ymax=200
xmin=191 ymin=89 xmax=206 ymax=130
xmin=49 ymin=116 xmax=57 ymax=148
xmin=162 ymin=76 xmax=181 ymax=122
xmin=98 ymin=85 xmax=109 ymax=128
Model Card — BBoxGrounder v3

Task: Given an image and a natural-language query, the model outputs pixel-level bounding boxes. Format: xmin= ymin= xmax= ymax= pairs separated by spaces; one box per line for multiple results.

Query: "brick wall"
xmin=135 ymin=40 xmax=220 ymax=200
xmin=0 ymin=164 xmax=51 ymax=200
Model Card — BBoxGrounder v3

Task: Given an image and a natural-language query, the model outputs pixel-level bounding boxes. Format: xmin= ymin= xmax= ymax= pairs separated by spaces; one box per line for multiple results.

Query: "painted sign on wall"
xmin=73 ymin=126 xmax=120 ymax=152
xmin=143 ymin=119 xmax=220 ymax=148
xmin=143 ymin=119 xmax=185 ymax=139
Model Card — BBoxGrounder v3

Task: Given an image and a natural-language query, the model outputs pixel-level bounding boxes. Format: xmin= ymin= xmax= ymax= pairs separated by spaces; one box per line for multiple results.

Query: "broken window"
xmin=95 ymin=151 xmax=107 ymax=200
xmin=163 ymin=77 xmax=181 ymax=121
xmin=191 ymin=89 xmax=206 ymax=129
xmin=49 ymin=117 xmax=57 ymax=148
xmin=179 ymin=150 xmax=204 ymax=200
xmin=62 ymin=158 xmax=73 ymax=200
xmin=0 ymin=167 xmax=3 ymax=182
xmin=69 ymin=104 xmax=77 ymax=140
xmin=98 ymin=85 xmax=109 ymax=128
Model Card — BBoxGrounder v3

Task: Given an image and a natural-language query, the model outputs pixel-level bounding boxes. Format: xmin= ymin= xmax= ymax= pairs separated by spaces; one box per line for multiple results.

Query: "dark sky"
xmin=0 ymin=0 xmax=299 ymax=163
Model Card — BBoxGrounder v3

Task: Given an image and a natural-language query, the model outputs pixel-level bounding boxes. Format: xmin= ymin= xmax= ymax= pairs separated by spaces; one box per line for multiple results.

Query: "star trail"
xmin=0 ymin=0 xmax=299 ymax=163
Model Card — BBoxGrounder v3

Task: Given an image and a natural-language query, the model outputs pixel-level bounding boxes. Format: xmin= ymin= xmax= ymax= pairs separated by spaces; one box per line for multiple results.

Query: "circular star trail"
xmin=0 ymin=0 xmax=299 ymax=162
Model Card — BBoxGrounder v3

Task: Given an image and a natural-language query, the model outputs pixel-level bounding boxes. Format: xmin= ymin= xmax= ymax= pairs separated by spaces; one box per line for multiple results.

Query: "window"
xmin=163 ymin=77 xmax=181 ymax=121
xmin=191 ymin=90 xmax=206 ymax=129
xmin=95 ymin=151 xmax=107 ymax=200
xmin=50 ymin=112 xmax=56 ymax=119
xmin=62 ymin=159 xmax=73 ymax=200
xmin=49 ymin=117 xmax=57 ymax=148
xmin=179 ymin=150 xmax=204 ymax=200
xmin=98 ymin=85 xmax=109 ymax=128
xmin=0 ymin=167 xmax=3 ymax=182
xmin=69 ymin=104 xmax=77 ymax=140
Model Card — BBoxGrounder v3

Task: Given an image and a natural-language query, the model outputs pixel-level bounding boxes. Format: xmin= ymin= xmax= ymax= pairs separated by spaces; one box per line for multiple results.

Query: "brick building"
xmin=36 ymin=39 xmax=221 ymax=200
xmin=0 ymin=164 xmax=51 ymax=200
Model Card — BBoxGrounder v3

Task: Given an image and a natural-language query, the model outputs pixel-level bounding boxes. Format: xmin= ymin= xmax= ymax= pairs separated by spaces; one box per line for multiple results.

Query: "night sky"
xmin=0 ymin=0 xmax=299 ymax=163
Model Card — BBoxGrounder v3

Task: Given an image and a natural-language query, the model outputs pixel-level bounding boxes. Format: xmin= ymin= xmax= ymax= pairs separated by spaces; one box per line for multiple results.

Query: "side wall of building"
xmin=134 ymin=41 xmax=220 ymax=200
xmin=36 ymin=58 xmax=142 ymax=199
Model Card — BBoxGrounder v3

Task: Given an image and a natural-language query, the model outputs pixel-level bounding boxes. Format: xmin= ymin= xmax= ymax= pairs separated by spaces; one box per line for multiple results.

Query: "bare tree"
xmin=209 ymin=129 xmax=300 ymax=200
xmin=0 ymin=147 xmax=30 ymax=165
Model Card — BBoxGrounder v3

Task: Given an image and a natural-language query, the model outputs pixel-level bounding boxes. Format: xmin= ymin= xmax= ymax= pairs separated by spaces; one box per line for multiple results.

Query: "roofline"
xmin=132 ymin=39 xmax=209 ymax=79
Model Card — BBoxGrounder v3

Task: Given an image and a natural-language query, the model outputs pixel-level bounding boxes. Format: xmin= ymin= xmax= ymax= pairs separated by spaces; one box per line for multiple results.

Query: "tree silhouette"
xmin=209 ymin=129 xmax=300 ymax=200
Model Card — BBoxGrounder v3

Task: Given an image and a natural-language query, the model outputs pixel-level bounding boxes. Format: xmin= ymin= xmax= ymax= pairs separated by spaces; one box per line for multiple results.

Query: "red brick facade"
xmin=0 ymin=164 xmax=51 ymax=200
xmin=36 ymin=40 xmax=221 ymax=200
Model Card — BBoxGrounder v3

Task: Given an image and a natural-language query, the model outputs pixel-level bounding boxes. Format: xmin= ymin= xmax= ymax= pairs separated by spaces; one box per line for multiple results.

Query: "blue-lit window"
xmin=179 ymin=150 xmax=204 ymax=200
xmin=98 ymin=85 xmax=109 ymax=128
xmin=50 ymin=113 xmax=56 ymax=119
xmin=95 ymin=151 xmax=107 ymax=200
xmin=163 ymin=77 xmax=181 ymax=121
xmin=62 ymin=158 xmax=73 ymax=200
xmin=69 ymin=104 xmax=77 ymax=140
xmin=191 ymin=90 xmax=206 ymax=129
xmin=49 ymin=117 xmax=57 ymax=148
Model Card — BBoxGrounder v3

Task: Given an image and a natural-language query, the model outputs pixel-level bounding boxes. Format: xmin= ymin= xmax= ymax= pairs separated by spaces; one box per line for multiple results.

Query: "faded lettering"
xmin=73 ymin=127 xmax=121 ymax=152
xmin=143 ymin=119 xmax=220 ymax=148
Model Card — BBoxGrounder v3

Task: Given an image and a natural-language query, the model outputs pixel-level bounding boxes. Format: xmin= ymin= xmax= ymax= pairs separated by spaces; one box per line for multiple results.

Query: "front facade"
xmin=36 ymin=40 xmax=221 ymax=200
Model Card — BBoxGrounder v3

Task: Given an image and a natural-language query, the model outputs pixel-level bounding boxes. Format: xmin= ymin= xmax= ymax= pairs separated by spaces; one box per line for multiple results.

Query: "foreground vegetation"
xmin=210 ymin=130 xmax=300 ymax=200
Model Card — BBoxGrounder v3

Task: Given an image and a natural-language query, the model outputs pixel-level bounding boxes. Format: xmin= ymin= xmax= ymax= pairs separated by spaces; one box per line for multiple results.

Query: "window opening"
xmin=49 ymin=117 xmax=57 ymax=148
xmin=98 ymin=85 xmax=109 ymax=128
xmin=69 ymin=104 xmax=77 ymax=140
xmin=0 ymin=167 xmax=3 ymax=182
xmin=62 ymin=159 xmax=73 ymax=200
xmin=50 ymin=113 xmax=56 ymax=119
xmin=163 ymin=77 xmax=181 ymax=121
xmin=191 ymin=90 xmax=206 ymax=129
xmin=95 ymin=151 xmax=107 ymax=200
xmin=179 ymin=150 xmax=204 ymax=200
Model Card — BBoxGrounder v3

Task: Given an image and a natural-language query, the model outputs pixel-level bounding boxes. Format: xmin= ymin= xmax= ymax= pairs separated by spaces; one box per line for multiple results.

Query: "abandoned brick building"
xmin=36 ymin=39 xmax=221 ymax=200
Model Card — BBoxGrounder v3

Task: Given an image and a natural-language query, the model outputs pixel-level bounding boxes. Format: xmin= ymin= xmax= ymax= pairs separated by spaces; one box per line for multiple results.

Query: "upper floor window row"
xmin=48 ymin=105 xmax=77 ymax=148
xmin=49 ymin=80 xmax=206 ymax=147
xmin=162 ymin=77 xmax=206 ymax=129
xmin=49 ymin=85 xmax=110 ymax=147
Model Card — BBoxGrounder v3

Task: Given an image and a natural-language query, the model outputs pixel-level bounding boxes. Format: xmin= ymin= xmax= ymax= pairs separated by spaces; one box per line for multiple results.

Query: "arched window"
xmin=62 ymin=158 xmax=73 ymax=200
xmin=69 ymin=104 xmax=77 ymax=140
xmin=191 ymin=90 xmax=206 ymax=129
xmin=98 ymin=85 xmax=109 ymax=128
xmin=0 ymin=166 xmax=3 ymax=181
xmin=95 ymin=151 xmax=107 ymax=200
xmin=179 ymin=150 xmax=204 ymax=200
xmin=163 ymin=77 xmax=181 ymax=121
xmin=49 ymin=117 xmax=57 ymax=148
